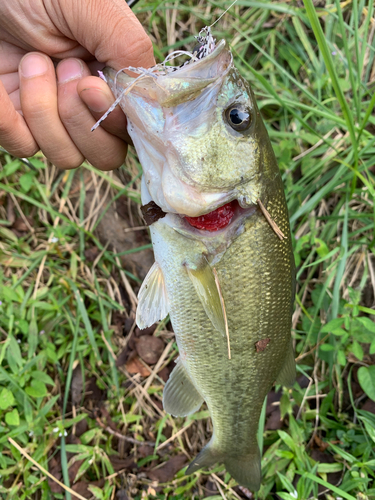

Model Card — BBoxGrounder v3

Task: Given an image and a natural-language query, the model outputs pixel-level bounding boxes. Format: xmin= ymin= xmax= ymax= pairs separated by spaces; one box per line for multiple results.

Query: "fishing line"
xmin=91 ymin=68 xmax=159 ymax=132
xmin=209 ymin=0 xmax=240 ymax=29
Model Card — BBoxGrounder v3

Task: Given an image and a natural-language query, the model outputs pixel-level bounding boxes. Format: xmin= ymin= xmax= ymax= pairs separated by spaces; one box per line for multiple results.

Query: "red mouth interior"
xmin=185 ymin=201 xmax=237 ymax=231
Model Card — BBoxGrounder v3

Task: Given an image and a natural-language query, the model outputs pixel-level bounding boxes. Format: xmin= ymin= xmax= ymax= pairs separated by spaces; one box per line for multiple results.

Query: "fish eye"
xmin=225 ymin=105 xmax=251 ymax=131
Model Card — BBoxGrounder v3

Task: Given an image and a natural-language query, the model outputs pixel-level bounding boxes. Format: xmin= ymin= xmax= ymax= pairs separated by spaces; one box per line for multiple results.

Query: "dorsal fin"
xmin=136 ymin=262 xmax=169 ymax=329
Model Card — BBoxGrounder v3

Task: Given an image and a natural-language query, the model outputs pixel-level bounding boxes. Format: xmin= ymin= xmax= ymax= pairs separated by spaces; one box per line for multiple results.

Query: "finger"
xmin=57 ymin=58 xmax=128 ymax=171
xmin=19 ymin=52 xmax=84 ymax=169
xmin=0 ymin=41 xmax=25 ymax=73
xmin=0 ymin=80 xmax=38 ymax=157
xmin=0 ymin=72 xmax=19 ymax=94
xmin=9 ymin=89 xmax=21 ymax=111
xmin=53 ymin=0 xmax=155 ymax=69
xmin=77 ymin=76 xmax=130 ymax=143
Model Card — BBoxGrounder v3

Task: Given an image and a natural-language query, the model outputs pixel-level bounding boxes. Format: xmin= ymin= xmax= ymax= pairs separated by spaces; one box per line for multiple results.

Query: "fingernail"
xmin=20 ymin=54 xmax=49 ymax=78
xmin=79 ymin=88 xmax=111 ymax=113
xmin=57 ymin=59 xmax=83 ymax=84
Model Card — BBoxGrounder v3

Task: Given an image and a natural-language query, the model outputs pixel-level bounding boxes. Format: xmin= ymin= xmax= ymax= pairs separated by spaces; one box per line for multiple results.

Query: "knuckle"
xmin=20 ymin=87 xmax=54 ymax=117
xmin=51 ymin=152 xmax=84 ymax=170
xmin=23 ymin=103 xmax=51 ymax=121
xmin=58 ymin=101 xmax=85 ymax=127
xmin=90 ymin=146 xmax=127 ymax=171
xmin=41 ymin=139 xmax=84 ymax=169
xmin=55 ymin=160 xmax=83 ymax=170
xmin=100 ymin=115 xmax=128 ymax=142
xmin=125 ymin=37 xmax=154 ymax=67
xmin=8 ymin=143 xmax=39 ymax=158
xmin=105 ymin=15 xmax=154 ymax=68
xmin=0 ymin=128 xmax=39 ymax=158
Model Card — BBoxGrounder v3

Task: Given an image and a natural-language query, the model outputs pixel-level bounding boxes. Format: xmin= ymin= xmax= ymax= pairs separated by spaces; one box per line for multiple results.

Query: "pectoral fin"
xmin=163 ymin=359 xmax=204 ymax=417
xmin=136 ymin=261 xmax=168 ymax=329
xmin=275 ymin=342 xmax=296 ymax=387
xmin=185 ymin=260 xmax=226 ymax=337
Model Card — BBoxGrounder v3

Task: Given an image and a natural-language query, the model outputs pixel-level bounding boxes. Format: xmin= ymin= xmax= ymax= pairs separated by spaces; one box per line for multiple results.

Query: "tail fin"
xmin=225 ymin=449 xmax=261 ymax=492
xmin=186 ymin=440 xmax=261 ymax=492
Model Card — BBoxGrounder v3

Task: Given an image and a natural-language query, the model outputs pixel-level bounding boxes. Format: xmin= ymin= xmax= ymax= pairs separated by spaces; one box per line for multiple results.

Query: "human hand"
xmin=0 ymin=0 xmax=154 ymax=170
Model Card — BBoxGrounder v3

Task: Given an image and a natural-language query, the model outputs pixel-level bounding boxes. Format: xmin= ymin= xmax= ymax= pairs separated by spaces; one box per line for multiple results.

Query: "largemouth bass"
xmin=104 ymin=32 xmax=295 ymax=491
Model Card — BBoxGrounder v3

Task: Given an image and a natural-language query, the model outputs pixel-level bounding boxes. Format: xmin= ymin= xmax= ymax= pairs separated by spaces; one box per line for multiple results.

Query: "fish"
xmin=103 ymin=30 xmax=295 ymax=491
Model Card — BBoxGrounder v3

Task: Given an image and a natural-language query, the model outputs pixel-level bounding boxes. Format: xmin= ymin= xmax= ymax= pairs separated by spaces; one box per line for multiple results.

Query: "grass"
xmin=1 ymin=0 xmax=375 ymax=498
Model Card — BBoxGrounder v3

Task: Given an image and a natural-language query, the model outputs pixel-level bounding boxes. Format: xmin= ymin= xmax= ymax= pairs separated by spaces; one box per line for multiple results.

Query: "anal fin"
xmin=136 ymin=261 xmax=168 ymax=330
xmin=163 ymin=359 xmax=204 ymax=417
xmin=275 ymin=342 xmax=296 ymax=387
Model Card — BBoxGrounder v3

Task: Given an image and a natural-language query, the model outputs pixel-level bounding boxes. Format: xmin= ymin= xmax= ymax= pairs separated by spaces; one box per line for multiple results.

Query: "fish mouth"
xmin=140 ymin=198 xmax=257 ymax=234
xmin=182 ymin=200 xmax=256 ymax=234
xmin=185 ymin=200 xmax=239 ymax=231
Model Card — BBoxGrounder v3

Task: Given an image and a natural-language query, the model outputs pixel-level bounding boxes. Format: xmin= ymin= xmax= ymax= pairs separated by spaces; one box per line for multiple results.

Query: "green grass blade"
xmin=302 ymin=472 xmax=356 ymax=500
xmin=79 ymin=169 xmax=86 ymax=262
xmin=292 ymin=16 xmax=320 ymax=72
xmin=257 ymin=396 xmax=267 ymax=456
xmin=302 ymin=0 xmax=357 ymax=173
xmin=290 ymin=164 xmax=346 ymax=223
xmin=70 ymin=282 xmax=100 ymax=360
xmin=60 ymin=436 xmax=72 ymax=500
xmin=237 ymin=30 xmax=329 ymax=113
xmin=331 ymin=191 xmax=349 ymax=319
xmin=94 ymin=274 xmax=119 ymax=392
xmin=62 ymin=313 xmax=80 ymax=415
xmin=233 ymin=51 xmax=337 ymax=147
xmin=333 ymin=0 xmax=360 ymax=120
xmin=361 ymin=1 xmax=374 ymax=84
xmin=358 ymin=91 xmax=375 ymax=140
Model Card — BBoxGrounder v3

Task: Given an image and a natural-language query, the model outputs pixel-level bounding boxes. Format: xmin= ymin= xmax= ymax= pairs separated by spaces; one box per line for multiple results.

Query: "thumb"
xmin=53 ymin=0 xmax=155 ymax=69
